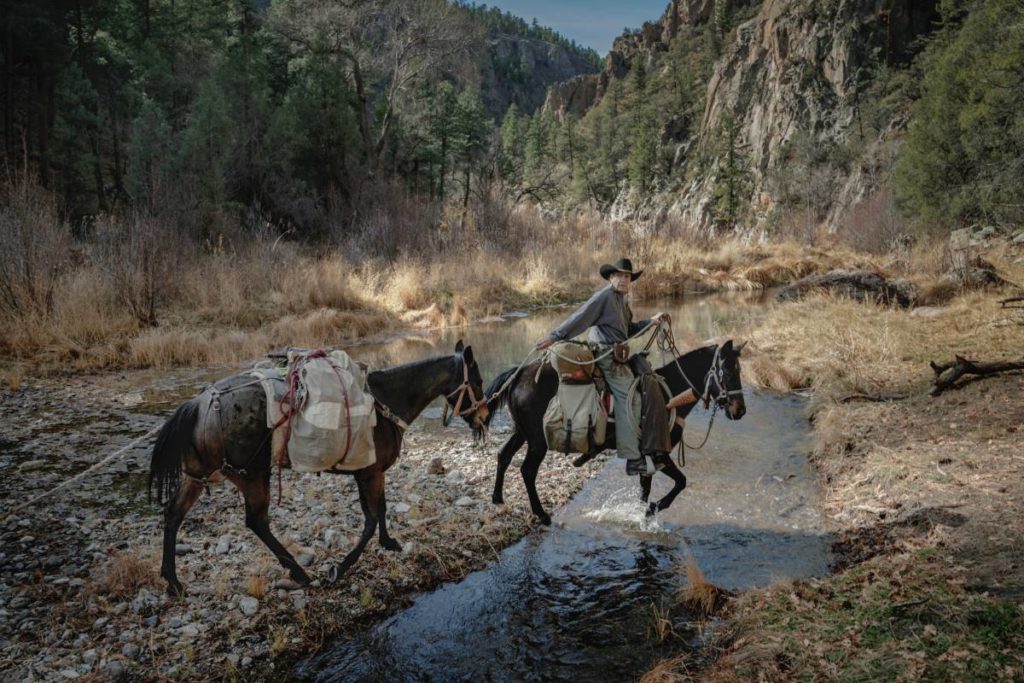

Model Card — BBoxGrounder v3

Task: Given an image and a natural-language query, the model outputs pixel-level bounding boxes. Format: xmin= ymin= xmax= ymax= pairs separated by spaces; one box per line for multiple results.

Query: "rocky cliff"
xmin=472 ymin=35 xmax=600 ymax=119
xmin=546 ymin=0 xmax=939 ymax=234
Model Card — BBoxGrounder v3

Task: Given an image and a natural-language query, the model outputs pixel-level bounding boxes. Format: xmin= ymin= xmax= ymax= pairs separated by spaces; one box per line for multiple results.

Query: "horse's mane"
xmin=484 ymin=365 xmax=523 ymax=426
xmin=367 ymin=354 xmax=449 ymax=382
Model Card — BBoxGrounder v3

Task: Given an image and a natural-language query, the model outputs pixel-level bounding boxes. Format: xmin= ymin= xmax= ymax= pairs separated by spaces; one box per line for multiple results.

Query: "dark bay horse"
xmin=486 ymin=341 xmax=746 ymax=525
xmin=148 ymin=342 xmax=488 ymax=597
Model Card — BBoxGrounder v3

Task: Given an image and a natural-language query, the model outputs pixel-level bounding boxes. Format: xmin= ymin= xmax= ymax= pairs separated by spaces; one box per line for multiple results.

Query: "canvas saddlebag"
xmin=548 ymin=341 xmax=596 ymax=381
xmin=544 ymin=380 xmax=608 ymax=455
xmin=252 ymin=349 xmax=377 ymax=472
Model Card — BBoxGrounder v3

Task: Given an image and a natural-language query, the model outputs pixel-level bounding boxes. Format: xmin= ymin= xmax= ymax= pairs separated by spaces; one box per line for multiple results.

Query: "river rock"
xmin=1012 ymin=230 xmax=1024 ymax=245
xmin=214 ymin=535 xmax=232 ymax=555
xmin=776 ymin=270 xmax=917 ymax=308
xmin=18 ymin=460 xmax=47 ymax=473
xmin=296 ymin=550 xmax=314 ymax=567
xmin=238 ymin=597 xmax=259 ymax=616
xmin=427 ymin=458 xmax=445 ymax=475
xmin=82 ymin=649 xmax=98 ymax=665
xmin=392 ymin=502 xmax=411 ymax=514
xmin=104 ymin=660 xmax=126 ymax=680
xmin=121 ymin=643 xmax=140 ymax=659
xmin=454 ymin=496 xmax=475 ymax=507
xmin=323 ymin=529 xmax=342 ymax=548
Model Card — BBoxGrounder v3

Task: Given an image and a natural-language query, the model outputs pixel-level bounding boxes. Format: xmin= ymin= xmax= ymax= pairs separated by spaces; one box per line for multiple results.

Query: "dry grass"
xmin=637 ymin=654 xmax=694 ymax=683
xmin=100 ymin=550 xmax=160 ymax=598
xmin=246 ymin=574 xmax=268 ymax=599
xmin=678 ymin=557 xmax=729 ymax=618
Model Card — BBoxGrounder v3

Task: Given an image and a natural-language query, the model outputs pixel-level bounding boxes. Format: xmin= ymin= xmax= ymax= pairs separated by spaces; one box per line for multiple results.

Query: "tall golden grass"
xmin=2 ymin=191 xmax=1000 ymax=374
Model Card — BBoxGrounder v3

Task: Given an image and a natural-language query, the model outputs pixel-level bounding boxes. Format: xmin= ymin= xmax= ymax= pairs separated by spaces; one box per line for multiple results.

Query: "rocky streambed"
xmin=0 ymin=369 xmax=597 ymax=681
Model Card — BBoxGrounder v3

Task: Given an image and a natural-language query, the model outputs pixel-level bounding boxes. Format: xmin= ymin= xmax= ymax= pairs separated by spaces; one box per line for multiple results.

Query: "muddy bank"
xmin=0 ymin=371 xmax=598 ymax=681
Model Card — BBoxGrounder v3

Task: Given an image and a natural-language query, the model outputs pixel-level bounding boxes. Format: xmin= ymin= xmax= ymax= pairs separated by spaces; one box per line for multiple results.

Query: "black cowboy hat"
xmin=599 ymin=257 xmax=643 ymax=281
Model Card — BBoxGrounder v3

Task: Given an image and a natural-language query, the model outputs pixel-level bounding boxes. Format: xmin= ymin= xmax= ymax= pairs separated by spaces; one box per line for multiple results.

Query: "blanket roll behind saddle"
xmin=251 ymin=350 xmax=377 ymax=472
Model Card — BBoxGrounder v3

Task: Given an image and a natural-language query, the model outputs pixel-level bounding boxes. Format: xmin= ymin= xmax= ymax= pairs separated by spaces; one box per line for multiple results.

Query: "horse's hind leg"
xmin=377 ymin=490 xmax=401 ymax=553
xmin=160 ymin=476 xmax=205 ymax=597
xmin=328 ymin=469 xmax=381 ymax=582
xmin=647 ymin=456 xmax=687 ymax=517
xmin=521 ymin=440 xmax=551 ymax=526
xmin=236 ymin=474 xmax=310 ymax=586
xmin=493 ymin=431 xmax=526 ymax=505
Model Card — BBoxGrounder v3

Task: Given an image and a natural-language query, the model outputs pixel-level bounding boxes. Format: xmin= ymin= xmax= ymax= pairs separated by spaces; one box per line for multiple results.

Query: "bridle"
xmin=442 ymin=354 xmax=487 ymax=427
xmin=702 ymin=343 xmax=744 ymax=409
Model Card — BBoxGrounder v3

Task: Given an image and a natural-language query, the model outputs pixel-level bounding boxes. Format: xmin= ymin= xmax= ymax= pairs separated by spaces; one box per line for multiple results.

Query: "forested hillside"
xmin=0 ymin=0 xmax=596 ymax=237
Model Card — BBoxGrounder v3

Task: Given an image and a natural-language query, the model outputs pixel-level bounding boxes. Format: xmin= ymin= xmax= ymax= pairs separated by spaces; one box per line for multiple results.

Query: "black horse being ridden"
xmin=148 ymin=342 xmax=488 ymax=597
xmin=486 ymin=341 xmax=746 ymax=524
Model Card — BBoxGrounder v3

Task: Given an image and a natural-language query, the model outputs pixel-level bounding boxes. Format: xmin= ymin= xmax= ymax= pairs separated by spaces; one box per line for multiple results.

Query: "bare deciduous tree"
xmin=272 ymin=0 xmax=483 ymax=174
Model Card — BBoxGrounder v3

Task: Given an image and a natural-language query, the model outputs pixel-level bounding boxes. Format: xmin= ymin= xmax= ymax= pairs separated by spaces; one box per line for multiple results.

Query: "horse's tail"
xmin=149 ymin=399 xmax=200 ymax=505
xmin=484 ymin=366 xmax=518 ymax=426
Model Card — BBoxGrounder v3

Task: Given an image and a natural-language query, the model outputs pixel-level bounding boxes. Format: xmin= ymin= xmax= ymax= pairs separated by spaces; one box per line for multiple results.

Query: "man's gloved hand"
xmin=535 ymin=337 xmax=553 ymax=351
xmin=652 ymin=312 xmax=671 ymax=325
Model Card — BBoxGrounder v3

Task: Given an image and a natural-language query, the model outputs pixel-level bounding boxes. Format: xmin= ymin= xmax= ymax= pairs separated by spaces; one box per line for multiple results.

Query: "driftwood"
xmin=840 ymin=392 xmax=908 ymax=403
xmin=929 ymin=355 xmax=1024 ymax=396
xmin=999 ymin=296 xmax=1024 ymax=308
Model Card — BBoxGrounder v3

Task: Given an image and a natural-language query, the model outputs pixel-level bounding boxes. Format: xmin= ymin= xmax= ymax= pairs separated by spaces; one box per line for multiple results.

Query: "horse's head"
xmin=712 ymin=340 xmax=746 ymax=420
xmin=444 ymin=340 xmax=489 ymax=442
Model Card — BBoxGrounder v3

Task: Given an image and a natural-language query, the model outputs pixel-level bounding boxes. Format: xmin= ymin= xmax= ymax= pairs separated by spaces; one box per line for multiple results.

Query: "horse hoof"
xmin=492 ymin=495 xmax=504 ymax=505
xmin=326 ymin=565 xmax=340 ymax=585
xmin=381 ymin=538 xmax=402 ymax=553
xmin=571 ymin=455 xmax=589 ymax=467
xmin=166 ymin=582 xmax=186 ymax=599
xmin=645 ymin=503 xmax=658 ymax=518
xmin=538 ymin=514 xmax=552 ymax=526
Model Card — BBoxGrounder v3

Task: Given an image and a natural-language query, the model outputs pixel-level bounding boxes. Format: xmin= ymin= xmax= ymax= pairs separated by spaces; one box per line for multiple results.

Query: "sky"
xmin=480 ymin=0 xmax=670 ymax=55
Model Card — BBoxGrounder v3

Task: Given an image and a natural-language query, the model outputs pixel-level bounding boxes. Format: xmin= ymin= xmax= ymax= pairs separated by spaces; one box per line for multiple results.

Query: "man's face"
xmin=610 ymin=272 xmax=631 ymax=294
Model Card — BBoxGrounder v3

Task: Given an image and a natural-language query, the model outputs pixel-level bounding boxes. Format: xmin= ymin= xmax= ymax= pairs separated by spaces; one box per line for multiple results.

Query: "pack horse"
xmin=148 ymin=342 xmax=488 ymax=597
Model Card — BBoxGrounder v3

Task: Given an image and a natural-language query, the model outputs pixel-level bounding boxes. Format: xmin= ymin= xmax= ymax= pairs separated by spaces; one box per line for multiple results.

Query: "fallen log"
xmin=840 ymin=392 xmax=908 ymax=403
xmin=929 ymin=355 xmax=1024 ymax=396
xmin=776 ymin=269 xmax=917 ymax=307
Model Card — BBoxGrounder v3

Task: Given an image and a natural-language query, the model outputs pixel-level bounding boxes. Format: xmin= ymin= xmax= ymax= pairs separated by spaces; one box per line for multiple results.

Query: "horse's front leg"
xmin=639 ymin=474 xmax=653 ymax=503
xmin=328 ymin=468 xmax=381 ymax=582
xmin=160 ymin=476 xmax=205 ymax=597
xmin=236 ymin=473 xmax=310 ymax=586
xmin=493 ymin=431 xmax=525 ymax=505
xmin=647 ymin=456 xmax=686 ymax=517
xmin=520 ymin=440 xmax=551 ymax=525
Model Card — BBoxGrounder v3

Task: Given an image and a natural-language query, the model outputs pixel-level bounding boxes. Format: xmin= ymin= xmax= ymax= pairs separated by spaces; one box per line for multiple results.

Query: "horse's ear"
xmin=722 ymin=339 xmax=734 ymax=353
xmin=455 ymin=339 xmax=465 ymax=353
xmin=463 ymin=345 xmax=474 ymax=366
xmin=736 ymin=340 xmax=747 ymax=355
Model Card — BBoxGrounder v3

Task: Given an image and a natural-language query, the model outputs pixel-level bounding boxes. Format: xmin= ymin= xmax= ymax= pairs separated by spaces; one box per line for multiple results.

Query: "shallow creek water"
xmin=292 ymin=293 xmax=833 ymax=682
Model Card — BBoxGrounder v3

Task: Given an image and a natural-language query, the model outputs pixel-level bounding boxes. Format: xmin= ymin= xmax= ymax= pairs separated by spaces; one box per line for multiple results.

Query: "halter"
xmin=702 ymin=343 xmax=744 ymax=408
xmin=442 ymin=354 xmax=487 ymax=427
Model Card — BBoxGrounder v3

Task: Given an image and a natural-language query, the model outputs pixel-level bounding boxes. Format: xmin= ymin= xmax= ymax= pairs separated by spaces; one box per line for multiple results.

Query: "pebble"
xmin=18 ymin=460 xmax=47 ymax=473
xmin=241 ymin=656 xmax=253 ymax=667
xmin=427 ymin=457 xmax=445 ymax=474
xmin=296 ymin=551 xmax=314 ymax=567
xmin=121 ymin=644 xmax=140 ymax=659
xmin=391 ymin=502 xmax=411 ymax=514
xmin=323 ymin=529 xmax=342 ymax=548
xmin=454 ymin=497 xmax=475 ymax=507
xmin=104 ymin=661 xmax=125 ymax=680
xmin=174 ymin=544 xmax=192 ymax=555
xmin=82 ymin=649 xmax=98 ymax=665
xmin=238 ymin=597 xmax=259 ymax=616
xmin=445 ymin=470 xmax=465 ymax=484
xmin=214 ymin=535 xmax=232 ymax=555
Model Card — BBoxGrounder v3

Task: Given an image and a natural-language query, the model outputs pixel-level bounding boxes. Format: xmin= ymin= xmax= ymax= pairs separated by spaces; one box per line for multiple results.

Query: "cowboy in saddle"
xmin=536 ymin=258 xmax=697 ymax=475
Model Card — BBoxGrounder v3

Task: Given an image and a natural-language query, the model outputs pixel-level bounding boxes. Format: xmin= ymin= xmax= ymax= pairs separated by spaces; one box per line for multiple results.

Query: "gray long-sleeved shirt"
xmin=548 ymin=285 xmax=650 ymax=345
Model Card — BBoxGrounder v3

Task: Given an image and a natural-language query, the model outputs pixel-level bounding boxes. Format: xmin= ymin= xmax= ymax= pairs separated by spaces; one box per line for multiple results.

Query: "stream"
xmin=293 ymin=293 xmax=833 ymax=682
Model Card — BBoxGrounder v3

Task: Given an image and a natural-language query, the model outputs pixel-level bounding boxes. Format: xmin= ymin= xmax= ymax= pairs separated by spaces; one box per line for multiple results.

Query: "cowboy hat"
xmin=599 ymin=257 xmax=643 ymax=281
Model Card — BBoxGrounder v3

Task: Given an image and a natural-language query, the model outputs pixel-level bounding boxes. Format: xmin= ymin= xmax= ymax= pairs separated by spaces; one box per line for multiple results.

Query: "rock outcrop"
xmin=474 ymin=35 xmax=599 ymax=119
xmin=544 ymin=0 xmax=940 ymax=234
